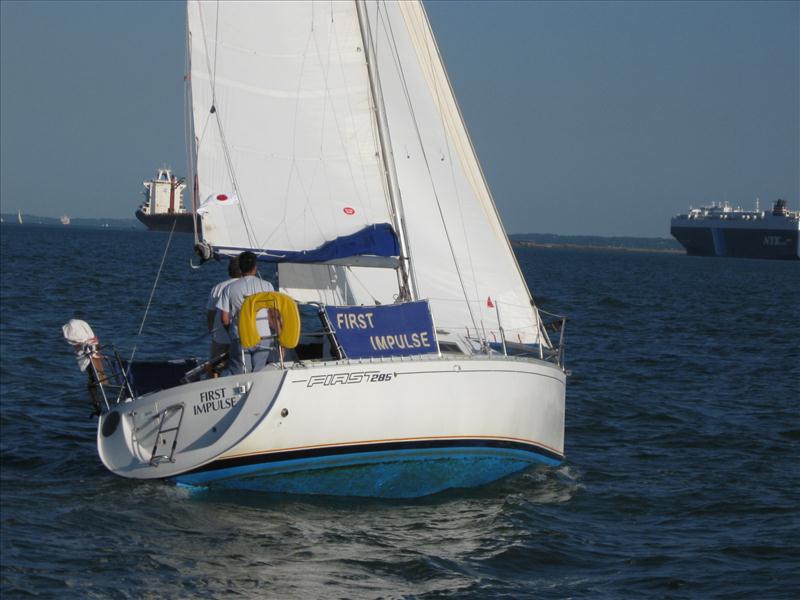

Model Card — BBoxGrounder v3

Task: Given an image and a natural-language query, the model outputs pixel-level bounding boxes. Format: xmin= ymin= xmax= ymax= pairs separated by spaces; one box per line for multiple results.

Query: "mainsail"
xmin=188 ymin=0 xmax=548 ymax=346
xmin=187 ymin=1 xmax=396 ymax=263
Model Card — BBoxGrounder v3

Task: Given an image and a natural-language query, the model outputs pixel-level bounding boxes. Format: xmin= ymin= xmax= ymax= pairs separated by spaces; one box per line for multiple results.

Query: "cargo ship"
xmin=671 ymin=199 xmax=799 ymax=260
xmin=135 ymin=168 xmax=199 ymax=233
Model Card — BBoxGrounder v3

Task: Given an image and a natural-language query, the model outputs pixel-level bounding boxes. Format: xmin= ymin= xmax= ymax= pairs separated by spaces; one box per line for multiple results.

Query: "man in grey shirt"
xmin=217 ymin=251 xmax=275 ymax=374
xmin=206 ymin=257 xmax=241 ymax=360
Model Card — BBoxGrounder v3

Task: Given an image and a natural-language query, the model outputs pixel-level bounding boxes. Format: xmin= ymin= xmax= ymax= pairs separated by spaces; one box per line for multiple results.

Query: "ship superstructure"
xmin=671 ymin=199 xmax=799 ymax=260
xmin=135 ymin=167 xmax=198 ymax=233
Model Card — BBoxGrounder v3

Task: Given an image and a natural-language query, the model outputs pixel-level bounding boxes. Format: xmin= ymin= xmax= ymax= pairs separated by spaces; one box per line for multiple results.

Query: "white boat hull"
xmin=98 ymin=356 xmax=565 ymax=498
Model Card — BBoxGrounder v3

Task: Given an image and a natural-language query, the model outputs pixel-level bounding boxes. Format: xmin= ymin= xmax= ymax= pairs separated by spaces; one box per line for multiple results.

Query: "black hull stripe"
xmin=186 ymin=438 xmax=564 ymax=475
xmin=393 ymin=368 xmax=565 ymax=385
xmin=135 ymin=210 xmax=199 ymax=233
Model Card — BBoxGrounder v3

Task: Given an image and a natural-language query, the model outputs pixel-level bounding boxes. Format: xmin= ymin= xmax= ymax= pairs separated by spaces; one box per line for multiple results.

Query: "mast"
xmin=355 ymin=0 xmax=418 ymax=301
xmin=184 ymin=5 xmax=202 ymax=247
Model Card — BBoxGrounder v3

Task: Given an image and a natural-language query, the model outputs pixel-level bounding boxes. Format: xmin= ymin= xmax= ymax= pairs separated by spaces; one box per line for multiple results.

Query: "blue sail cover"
xmin=216 ymin=223 xmax=399 ymax=264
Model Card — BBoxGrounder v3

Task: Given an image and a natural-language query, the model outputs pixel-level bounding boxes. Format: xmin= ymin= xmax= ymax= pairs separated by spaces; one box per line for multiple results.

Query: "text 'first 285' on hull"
xmin=69 ymin=0 xmax=569 ymax=499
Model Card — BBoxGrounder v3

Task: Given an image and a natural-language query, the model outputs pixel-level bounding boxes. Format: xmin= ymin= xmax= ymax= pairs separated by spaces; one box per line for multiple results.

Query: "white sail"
xmin=189 ymin=0 xmax=547 ymax=346
xmin=188 ymin=1 xmax=396 ymax=263
xmin=278 ymin=263 xmax=399 ymax=306
xmin=363 ymin=1 xmax=546 ymax=345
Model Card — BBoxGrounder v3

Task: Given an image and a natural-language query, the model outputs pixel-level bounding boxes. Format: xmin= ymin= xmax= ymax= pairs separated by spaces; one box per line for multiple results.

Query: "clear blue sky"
xmin=1 ymin=0 xmax=797 ymax=237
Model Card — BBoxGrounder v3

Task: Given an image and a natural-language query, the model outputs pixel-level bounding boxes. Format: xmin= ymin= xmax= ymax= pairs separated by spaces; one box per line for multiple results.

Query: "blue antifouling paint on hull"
xmin=174 ymin=447 xmax=560 ymax=498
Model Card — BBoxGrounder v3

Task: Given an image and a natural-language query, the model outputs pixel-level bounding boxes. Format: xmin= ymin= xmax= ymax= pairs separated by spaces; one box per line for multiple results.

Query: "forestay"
xmin=363 ymin=1 xmax=547 ymax=346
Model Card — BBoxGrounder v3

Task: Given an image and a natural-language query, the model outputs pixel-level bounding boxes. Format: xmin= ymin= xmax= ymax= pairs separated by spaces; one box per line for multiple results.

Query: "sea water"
xmin=1 ymin=225 xmax=798 ymax=598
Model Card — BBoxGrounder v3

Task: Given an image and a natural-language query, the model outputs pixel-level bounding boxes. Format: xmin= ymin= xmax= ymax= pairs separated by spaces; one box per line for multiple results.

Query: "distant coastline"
xmin=510 ymin=233 xmax=683 ymax=254
xmin=0 ymin=214 xmax=143 ymax=229
xmin=1 ymin=216 xmax=682 ymax=253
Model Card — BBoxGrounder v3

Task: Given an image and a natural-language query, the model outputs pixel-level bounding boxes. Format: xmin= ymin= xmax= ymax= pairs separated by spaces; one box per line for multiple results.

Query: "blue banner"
xmin=325 ymin=301 xmax=437 ymax=359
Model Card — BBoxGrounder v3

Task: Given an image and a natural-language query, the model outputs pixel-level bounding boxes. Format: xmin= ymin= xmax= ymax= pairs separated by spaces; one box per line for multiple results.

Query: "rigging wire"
xmin=358 ymin=0 xmax=417 ymax=301
xmin=378 ymin=3 xmax=481 ymax=340
xmin=183 ymin=11 xmax=199 ymax=246
xmin=128 ymin=218 xmax=177 ymax=364
xmin=329 ymin=1 xmax=403 ymax=301
xmin=196 ymin=0 xmax=258 ymax=251
xmin=258 ymin=25 xmax=316 ymax=253
xmin=362 ymin=2 xmax=406 ymax=299
xmin=197 ymin=1 xmax=215 ymax=105
xmin=414 ymin=1 xmax=544 ymax=344
xmin=411 ymin=9 xmax=482 ymax=318
xmin=344 ymin=266 xmax=380 ymax=304
xmin=212 ymin=1 xmax=220 ymax=96
xmin=312 ymin=8 xmax=369 ymax=240
xmin=296 ymin=4 xmax=392 ymax=265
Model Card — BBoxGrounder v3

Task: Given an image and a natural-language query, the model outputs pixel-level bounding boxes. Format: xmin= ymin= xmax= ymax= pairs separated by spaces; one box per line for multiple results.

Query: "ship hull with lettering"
xmin=670 ymin=199 xmax=800 ymax=260
xmin=96 ymin=355 xmax=565 ymax=498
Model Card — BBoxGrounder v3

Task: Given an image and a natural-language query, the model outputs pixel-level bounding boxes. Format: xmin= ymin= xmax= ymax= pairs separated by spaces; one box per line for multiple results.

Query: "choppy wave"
xmin=2 ymin=226 xmax=799 ymax=598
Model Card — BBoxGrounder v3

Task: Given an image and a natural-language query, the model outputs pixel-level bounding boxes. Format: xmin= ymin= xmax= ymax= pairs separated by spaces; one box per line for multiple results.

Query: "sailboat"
xmin=75 ymin=0 xmax=567 ymax=498
xmin=17 ymin=210 xmax=23 ymax=224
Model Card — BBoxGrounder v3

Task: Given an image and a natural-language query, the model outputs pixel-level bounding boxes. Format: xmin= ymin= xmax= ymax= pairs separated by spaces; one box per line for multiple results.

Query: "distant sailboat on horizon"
xmin=17 ymin=210 xmax=23 ymax=224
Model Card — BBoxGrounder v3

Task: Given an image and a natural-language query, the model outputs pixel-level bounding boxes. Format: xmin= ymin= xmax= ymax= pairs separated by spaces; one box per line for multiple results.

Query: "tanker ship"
xmin=671 ymin=199 xmax=799 ymax=260
xmin=135 ymin=167 xmax=199 ymax=233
